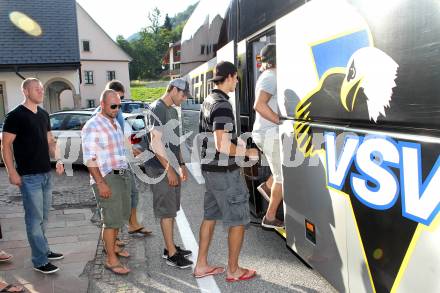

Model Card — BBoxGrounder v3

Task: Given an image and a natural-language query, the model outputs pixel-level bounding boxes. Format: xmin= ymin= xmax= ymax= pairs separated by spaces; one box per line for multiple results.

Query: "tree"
xmin=115 ymin=3 xmax=199 ymax=80
xmin=163 ymin=14 xmax=172 ymax=31
xmin=146 ymin=7 xmax=161 ymax=34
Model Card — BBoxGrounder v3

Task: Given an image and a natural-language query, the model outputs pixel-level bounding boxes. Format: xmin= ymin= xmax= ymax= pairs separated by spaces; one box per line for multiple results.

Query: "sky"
xmin=76 ymin=0 xmax=200 ymax=40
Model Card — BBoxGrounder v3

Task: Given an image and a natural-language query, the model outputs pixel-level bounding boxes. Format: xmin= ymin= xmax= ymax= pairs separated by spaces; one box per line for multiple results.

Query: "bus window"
xmin=200 ymin=74 xmax=205 ymax=101
xmin=206 ymin=71 xmax=214 ymax=94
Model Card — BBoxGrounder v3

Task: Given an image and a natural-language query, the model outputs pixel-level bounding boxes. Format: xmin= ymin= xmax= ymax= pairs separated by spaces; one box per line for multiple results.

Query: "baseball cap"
xmin=210 ymin=61 xmax=237 ymax=82
xmin=260 ymin=43 xmax=276 ymax=64
xmin=169 ymin=78 xmax=192 ymax=98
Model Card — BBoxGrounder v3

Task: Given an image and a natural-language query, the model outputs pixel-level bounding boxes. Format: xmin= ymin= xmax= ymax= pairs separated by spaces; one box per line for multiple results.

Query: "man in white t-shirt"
xmin=252 ymin=43 xmax=284 ymax=228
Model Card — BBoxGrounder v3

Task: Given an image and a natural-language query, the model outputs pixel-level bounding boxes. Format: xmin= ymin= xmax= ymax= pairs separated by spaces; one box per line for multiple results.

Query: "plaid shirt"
xmin=81 ymin=113 xmax=128 ymax=184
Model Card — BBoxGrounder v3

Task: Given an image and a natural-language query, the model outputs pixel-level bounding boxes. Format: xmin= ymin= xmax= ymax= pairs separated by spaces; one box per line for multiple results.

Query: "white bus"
xmin=180 ymin=1 xmax=440 ymax=292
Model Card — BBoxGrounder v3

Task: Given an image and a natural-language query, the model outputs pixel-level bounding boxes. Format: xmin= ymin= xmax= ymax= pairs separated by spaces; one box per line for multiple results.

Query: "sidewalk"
xmin=0 ymin=205 xmax=98 ymax=293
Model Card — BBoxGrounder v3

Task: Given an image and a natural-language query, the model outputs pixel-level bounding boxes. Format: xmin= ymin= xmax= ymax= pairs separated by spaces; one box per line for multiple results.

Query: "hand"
xmin=9 ymin=171 xmax=22 ymax=187
xmin=245 ymin=148 xmax=259 ymax=161
xmin=166 ymin=168 xmax=179 ymax=187
xmin=179 ymin=165 xmax=188 ymax=182
xmin=55 ymin=161 xmax=64 ymax=175
xmin=132 ymin=147 xmax=142 ymax=157
xmin=97 ymin=182 xmax=112 ymax=198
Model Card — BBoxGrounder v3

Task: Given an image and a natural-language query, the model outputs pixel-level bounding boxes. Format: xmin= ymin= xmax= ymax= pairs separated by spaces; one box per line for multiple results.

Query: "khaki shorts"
xmin=253 ymin=133 xmax=282 ymax=183
xmin=202 ymin=168 xmax=250 ymax=228
xmin=93 ymin=171 xmax=132 ymax=229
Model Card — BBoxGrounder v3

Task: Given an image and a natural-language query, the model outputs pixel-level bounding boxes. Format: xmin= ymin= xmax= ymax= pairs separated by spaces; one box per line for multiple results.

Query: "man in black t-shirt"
xmin=193 ymin=61 xmax=259 ymax=281
xmin=1 ymin=78 xmax=64 ymax=274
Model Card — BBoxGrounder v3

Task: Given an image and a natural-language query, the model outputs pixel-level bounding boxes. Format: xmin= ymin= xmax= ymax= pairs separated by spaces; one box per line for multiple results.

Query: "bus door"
xmin=242 ymin=30 xmax=283 ymax=219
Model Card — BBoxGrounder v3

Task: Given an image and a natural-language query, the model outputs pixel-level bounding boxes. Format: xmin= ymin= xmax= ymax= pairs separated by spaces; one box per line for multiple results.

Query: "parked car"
xmin=49 ymin=110 xmax=148 ymax=166
xmin=120 ymin=100 xmax=149 ymax=114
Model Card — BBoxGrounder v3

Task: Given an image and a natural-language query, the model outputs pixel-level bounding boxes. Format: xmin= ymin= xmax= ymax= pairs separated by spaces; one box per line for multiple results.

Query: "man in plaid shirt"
xmin=82 ymin=89 xmax=132 ymax=275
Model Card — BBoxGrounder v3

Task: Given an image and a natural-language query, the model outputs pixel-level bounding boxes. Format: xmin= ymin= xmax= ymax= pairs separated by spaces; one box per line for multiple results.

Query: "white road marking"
xmin=176 ymin=207 xmax=221 ymax=293
xmin=185 ymin=162 xmax=205 ymax=184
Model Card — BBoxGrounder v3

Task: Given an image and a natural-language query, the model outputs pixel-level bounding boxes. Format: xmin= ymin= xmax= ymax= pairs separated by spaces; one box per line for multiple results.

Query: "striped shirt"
xmin=81 ymin=113 xmax=128 ymax=184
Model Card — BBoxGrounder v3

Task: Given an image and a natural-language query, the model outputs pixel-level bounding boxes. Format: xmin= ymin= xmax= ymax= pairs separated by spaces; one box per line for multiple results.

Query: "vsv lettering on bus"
xmin=325 ymin=132 xmax=440 ymax=226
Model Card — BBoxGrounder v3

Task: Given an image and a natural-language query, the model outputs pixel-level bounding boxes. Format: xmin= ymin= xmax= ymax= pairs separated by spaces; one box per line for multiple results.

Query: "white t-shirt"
xmin=252 ymin=69 xmax=278 ymax=135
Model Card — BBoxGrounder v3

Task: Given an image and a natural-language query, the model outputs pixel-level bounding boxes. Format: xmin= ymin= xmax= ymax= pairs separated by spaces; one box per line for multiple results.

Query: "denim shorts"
xmin=93 ymin=171 xmax=131 ymax=229
xmin=202 ymin=168 xmax=250 ymax=228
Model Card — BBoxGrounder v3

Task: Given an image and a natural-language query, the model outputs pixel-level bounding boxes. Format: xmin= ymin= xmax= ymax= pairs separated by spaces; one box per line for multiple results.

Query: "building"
xmin=162 ymin=41 xmax=181 ymax=80
xmin=76 ymin=3 xmax=132 ymax=109
xmin=0 ymin=0 xmax=81 ymax=120
xmin=0 ymin=0 xmax=132 ymax=122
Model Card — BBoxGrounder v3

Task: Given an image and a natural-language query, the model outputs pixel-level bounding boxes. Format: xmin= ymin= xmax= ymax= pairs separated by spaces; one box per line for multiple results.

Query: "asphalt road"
xmin=0 ymin=164 xmax=336 ymax=292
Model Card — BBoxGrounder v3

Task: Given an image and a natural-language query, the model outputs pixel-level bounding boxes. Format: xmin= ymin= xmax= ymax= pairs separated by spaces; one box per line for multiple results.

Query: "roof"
xmin=76 ymin=3 xmax=132 ymax=62
xmin=0 ymin=0 xmax=80 ymax=71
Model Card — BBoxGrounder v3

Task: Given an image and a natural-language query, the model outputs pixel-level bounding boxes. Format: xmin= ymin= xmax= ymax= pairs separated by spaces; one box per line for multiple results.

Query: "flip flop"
xmin=226 ymin=269 xmax=257 ymax=282
xmin=0 ymin=251 xmax=13 ymax=262
xmin=104 ymin=262 xmax=130 ymax=275
xmin=193 ymin=266 xmax=225 ymax=278
xmin=0 ymin=283 xmax=25 ymax=292
xmin=102 ymin=248 xmax=130 ymax=258
xmin=128 ymin=227 xmax=152 ymax=236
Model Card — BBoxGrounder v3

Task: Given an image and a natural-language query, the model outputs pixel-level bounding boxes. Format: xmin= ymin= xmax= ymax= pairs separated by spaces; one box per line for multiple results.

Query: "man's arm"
xmin=253 ymin=90 xmax=280 ymax=124
xmin=47 ymin=131 xmax=64 ymax=175
xmin=150 ymin=128 xmax=179 ymax=186
xmin=1 ymin=132 xmax=22 ymax=186
xmin=47 ymin=131 xmax=57 ymax=159
xmin=213 ymin=129 xmax=258 ymax=159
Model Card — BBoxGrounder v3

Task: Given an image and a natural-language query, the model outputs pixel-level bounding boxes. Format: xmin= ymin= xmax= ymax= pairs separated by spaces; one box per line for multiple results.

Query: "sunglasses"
xmin=110 ymin=104 xmax=122 ymax=109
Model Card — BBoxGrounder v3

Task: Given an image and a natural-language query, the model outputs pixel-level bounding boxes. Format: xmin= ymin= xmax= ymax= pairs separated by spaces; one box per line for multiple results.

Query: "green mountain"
xmin=127 ymin=2 xmax=198 ymax=41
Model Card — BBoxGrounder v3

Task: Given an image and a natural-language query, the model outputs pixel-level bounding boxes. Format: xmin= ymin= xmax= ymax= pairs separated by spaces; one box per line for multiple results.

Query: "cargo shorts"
xmin=92 ymin=171 xmax=132 ymax=229
xmin=202 ymin=168 xmax=250 ymax=228
xmin=144 ymin=166 xmax=181 ymax=219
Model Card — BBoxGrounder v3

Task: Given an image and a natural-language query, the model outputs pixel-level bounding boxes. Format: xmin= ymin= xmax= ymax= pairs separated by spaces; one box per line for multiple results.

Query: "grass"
xmin=130 ymin=87 xmax=165 ymax=103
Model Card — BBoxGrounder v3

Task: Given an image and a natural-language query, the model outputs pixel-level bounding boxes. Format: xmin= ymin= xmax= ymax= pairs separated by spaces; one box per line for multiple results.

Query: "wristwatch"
xmin=179 ymin=162 xmax=185 ymax=166
xmin=56 ymin=159 xmax=64 ymax=165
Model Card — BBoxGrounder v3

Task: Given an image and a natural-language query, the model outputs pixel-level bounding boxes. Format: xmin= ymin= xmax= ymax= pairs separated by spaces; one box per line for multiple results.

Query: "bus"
xmin=179 ymin=0 xmax=440 ymax=292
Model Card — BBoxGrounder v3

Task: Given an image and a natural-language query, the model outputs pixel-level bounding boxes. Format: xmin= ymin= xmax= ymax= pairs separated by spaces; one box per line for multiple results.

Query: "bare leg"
xmin=103 ymin=228 xmax=130 ymax=274
xmin=160 ymin=217 xmax=176 ymax=256
xmin=194 ymin=220 xmax=218 ymax=274
xmin=265 ymin=175 xmax=273 ymax=190
xmin=129 ymin=208 xmax=139 ymax=227
xmin=227 ymin=225 xmax=251 ymax=278
xmin=265 ymin=182 xmax=283 ymax=220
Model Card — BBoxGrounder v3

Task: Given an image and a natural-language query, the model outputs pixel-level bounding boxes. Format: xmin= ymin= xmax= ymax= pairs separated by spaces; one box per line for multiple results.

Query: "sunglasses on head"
xmin=110 ymin=104 xmax=122 ymax=109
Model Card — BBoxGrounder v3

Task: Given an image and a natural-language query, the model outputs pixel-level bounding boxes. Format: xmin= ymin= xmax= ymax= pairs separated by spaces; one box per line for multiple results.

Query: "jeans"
xmin=20 ymin=172 xmax=52 ymax=267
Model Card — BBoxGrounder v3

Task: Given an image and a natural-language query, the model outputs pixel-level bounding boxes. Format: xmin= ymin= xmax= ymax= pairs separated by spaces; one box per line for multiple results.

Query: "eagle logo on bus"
xmin=293 ymin=34 xmax=440 ymax=226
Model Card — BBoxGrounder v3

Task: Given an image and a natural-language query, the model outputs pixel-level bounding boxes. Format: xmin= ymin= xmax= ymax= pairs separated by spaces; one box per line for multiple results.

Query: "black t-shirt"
xmin=3 ymin=105 xmax=51 ymax=175
xmin=199 ymin=89 xmax=239 ymax=171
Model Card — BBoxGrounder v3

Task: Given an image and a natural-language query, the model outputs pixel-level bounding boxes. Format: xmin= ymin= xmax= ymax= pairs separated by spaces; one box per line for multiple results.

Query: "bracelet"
xmin=56 ymin=159 xmax=64 ymax=165
xmin=179 ymin=162 xmax=185 ymax=166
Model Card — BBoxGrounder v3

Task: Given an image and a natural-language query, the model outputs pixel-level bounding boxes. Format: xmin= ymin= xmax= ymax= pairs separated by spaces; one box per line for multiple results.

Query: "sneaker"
xmin=166 ymin=252 xmax=193 ymax=269
xmin=257 ymin=183 xmax=271 ymax=202
xmin=162 ymin=246 xmax=192 ymax=259
xmin=261 ymin=216 xmax=285 ymax=229
xmin=48 ymin=251 xmax=64 ymax=260
xmin=33 ymin=262 xmax=59 ymax=274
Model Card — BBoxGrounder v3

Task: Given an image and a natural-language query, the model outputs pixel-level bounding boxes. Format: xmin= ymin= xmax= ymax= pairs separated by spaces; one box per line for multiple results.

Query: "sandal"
xmin=0 ymin=251 xmax=13 ymax=262
xmin=102 ymin=247 xmax=130 ymax=258
xmin=0 ymin=282 xmax=25 ymax=292
xmin=115 ymin=239 xmax=127 ymax=247
xmin=193 ymin=266 xmax=225 ymax=278
xmin=104 ymin=262 xmax=130 ymax=275
xmin=128 ymin=227 xmax=152 ymax=236
xmin=226 ymin=268 xmax=257 ymax=282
